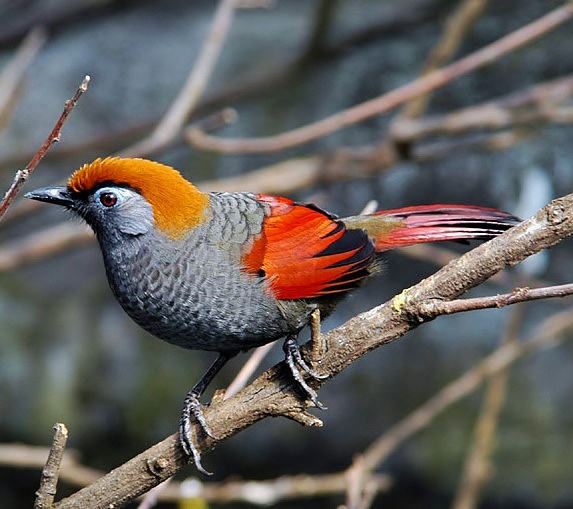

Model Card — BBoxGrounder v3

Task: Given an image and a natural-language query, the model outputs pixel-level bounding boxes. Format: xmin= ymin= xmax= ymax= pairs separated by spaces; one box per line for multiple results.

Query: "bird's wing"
xmin=241 ymin=195 xmax=375 ymax=300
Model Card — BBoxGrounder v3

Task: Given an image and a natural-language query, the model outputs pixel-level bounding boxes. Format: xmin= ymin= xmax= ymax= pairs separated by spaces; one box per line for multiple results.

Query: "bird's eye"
xmin=99 ymin=192 xmax=118 ymax=208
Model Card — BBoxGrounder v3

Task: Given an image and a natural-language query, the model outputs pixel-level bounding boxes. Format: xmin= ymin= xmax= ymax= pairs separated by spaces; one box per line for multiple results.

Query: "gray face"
xmin=26 ymin=184 xmax=156 ymax=245
xmin=68 ymin=186 xmax=153 ymax=241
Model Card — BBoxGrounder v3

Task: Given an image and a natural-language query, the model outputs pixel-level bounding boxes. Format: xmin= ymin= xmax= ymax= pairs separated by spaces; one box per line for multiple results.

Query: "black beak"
xmin=25 ymin=186 xmax=75 ymax=207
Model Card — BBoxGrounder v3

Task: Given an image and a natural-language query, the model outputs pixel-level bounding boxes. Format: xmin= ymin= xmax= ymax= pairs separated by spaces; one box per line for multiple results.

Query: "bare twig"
xmin=34 ymin=423 xmax=69 ymax=509
xmin=186 ymin=3 xmax=573 ymax=153
xmin=0 ymin=442 xmax=391 ymax=505
xmin=0 ymin=75 xmax=90 ymax=224
xmin=343 ymin=455 xmax=381 ymax=509
xmin=418 ymin=283 xmax=573 ymax=316
xmin=174 ymin=472 xmax=391 ymax=506
xmin=120 ymin=0 xmax=241 ymax=157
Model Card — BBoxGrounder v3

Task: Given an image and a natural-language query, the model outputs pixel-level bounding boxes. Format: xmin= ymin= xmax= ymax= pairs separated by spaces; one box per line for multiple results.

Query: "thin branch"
xmin=186 ymin=3 xmax=573 ymax=153
xmin=136 ymin=479 xmax=171 ymax=509
xmin=392 ymin=74 xmax=573 ymax=142
xmin=0 ymin=75 xmax=90 ymax=224
xmin=0 ymin=223 xmax=92 ymax=272
xmin=224 ymin=342 xmax=274 ymax=399
xmin=34 ymin=423 xmax=69 ymax=509
xmin=119 ymin=0 xmax=241 ymax=157
xmin=419 ymin=283 xmax=573 ymax=316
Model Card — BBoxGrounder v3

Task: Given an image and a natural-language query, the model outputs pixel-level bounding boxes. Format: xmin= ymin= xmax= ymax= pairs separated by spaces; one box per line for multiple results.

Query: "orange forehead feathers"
xmin=68 ymin=157 xmax=209 ymax=239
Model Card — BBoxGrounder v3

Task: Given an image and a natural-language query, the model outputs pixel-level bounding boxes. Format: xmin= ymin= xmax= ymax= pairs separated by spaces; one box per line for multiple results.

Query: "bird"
xmin=26 ymin=156 xmax=519 ymax=472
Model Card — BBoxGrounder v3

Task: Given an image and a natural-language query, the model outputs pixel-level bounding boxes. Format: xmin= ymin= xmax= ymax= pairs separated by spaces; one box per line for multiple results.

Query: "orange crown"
xmin=68 ymin=157 xmax=209 ymax=239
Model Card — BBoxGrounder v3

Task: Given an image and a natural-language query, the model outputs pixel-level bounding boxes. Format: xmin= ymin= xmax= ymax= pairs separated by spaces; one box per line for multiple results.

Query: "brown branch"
xmin=50 ymin=191 xmax=573 ymax=509
xmin=119 ymin=0 xmax=241 ymax=158
xmin=34 ymin=423 xmax=69 ymax=509
xmin=0 ymin=75 xmax=90 ymax=224
xmin=419 ymin=283 xmax=573 ymax=316
xmin=392 ymin=74 xmax=573 ymax=142
xmin=186 ymin=3 xmax=573 ymax=154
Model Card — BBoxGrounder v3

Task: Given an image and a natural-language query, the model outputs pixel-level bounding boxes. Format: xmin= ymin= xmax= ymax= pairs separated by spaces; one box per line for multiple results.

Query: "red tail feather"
xmin=368 ymin=204 xmax=519 ymax=251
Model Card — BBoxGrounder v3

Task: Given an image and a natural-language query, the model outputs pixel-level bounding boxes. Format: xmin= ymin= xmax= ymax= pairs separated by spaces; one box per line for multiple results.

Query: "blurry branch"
xmin=50 ymin=192 xmax=573 ymax=509
xmin=34 ymin=423 xmax=68 ymax=509
xmin=0 ymin=443 xmax=102 ymax=488
xmin=357 ymin=305 xmax=573 ymax=472
xmin=185 ymin=3 xmax=573 ymax=154
xmin=344 ymin=456 xmax=380 ymax=509
xmin=224 ymin=342 xmax=274 ymax=399
xmin=136 ymin=479 xmax=172 ymax=509
xmin=451 ymin=306 xmax=522 ymax=509
xmin=0 ymin=75 xmax=90 ymax=223
xmin=0 ymin=443 xmax=391 ymax=505
xmin=397 ymin=0 xmax=490 ymax=120
xmin=119 ymin=0 xmax=241 ymax=158
xmin=5 ymin=69 xmax=572 ymax=271
xmin=0 ymin=27 xmax=46 ymax=137
xmin=299 ymin=0 xmax=338 ymax=61
xmin=0 ymin=222 xmax=92 ymax=271
xmin=392 ymin=74 xmax=573 ymax=143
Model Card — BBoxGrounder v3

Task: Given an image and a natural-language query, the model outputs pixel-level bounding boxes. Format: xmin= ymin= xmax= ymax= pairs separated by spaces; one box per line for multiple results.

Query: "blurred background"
xmin=1 ymin=0 xmax=573 ymax=507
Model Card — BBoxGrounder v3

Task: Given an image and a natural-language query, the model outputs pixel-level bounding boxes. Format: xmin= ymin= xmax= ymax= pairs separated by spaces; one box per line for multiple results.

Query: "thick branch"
xmin=53 ymin=192 xmax=573 ymax=509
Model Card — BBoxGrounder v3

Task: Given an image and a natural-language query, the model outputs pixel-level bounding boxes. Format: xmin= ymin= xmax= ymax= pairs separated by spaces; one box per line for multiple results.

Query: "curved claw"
xmin=178 ymin=352 xmax=236 ymax=475
xmin=283 ymin=336 xmax=328 ymax=409
xmin=179 ymin=391 xmax=215 ymax=476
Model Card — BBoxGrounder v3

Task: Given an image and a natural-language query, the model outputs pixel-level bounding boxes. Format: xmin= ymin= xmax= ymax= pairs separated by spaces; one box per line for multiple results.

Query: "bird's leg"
xmin=180 ymin=352 xmax=235 ymax=474
xmin=283 ymin=335 xmax=328 ymax=409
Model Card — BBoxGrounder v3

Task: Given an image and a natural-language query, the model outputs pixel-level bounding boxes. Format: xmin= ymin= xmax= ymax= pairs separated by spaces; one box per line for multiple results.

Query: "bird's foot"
xmin=178 ymin=352 xmax=235 ymax=475
xmin=283 ymin=335 xmax=328 ymax=409
xmin=179 ymin=390 xmax=217 ymax=476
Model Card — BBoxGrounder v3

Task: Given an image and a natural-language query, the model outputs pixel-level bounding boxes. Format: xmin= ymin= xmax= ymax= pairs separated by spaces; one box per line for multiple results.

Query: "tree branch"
xmin=34 ymin=423 xmax=68 ymax=509
xmin=0 ymin=75 xmax=90 ymax=223
xmin=51 ymin=190 xmax=573 ymax=509
xmin=186 ymin=3 xmax=573 ymax=153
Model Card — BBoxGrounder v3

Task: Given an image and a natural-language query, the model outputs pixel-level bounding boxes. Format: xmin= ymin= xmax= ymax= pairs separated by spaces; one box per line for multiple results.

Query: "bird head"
xmin=25 ymin=157 xmax=209 ymax=243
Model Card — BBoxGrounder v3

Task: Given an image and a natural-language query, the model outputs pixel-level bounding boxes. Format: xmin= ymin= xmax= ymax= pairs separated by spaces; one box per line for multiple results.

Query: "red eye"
xmin=99 ymin=192 xmax=117 ymax=207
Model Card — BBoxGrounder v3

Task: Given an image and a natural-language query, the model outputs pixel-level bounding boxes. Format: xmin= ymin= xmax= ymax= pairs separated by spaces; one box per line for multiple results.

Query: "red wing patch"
xmin=242 ymin=195 xmax=375 ymax=300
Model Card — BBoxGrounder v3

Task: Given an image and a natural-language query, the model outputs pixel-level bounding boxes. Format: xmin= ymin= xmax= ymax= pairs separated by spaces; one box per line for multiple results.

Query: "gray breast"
xmin=100 ymin=193 xmax=295 ymax=353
